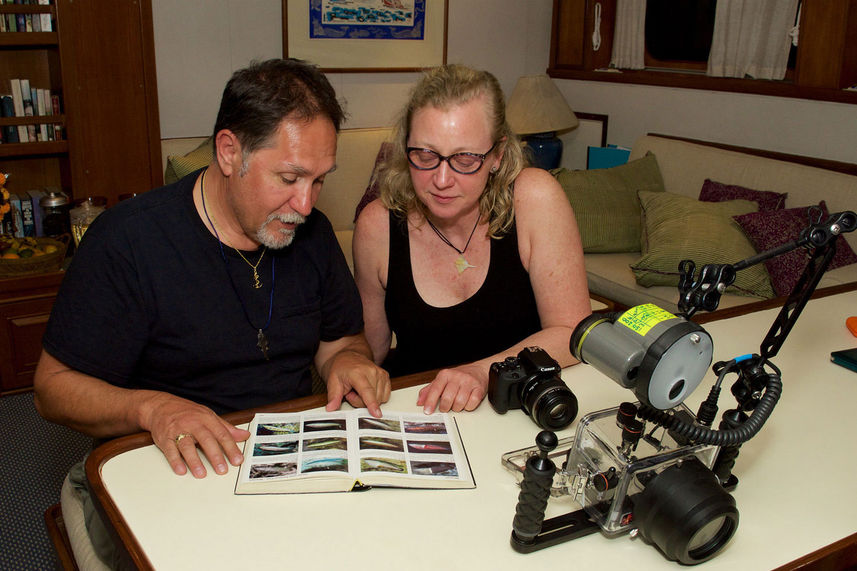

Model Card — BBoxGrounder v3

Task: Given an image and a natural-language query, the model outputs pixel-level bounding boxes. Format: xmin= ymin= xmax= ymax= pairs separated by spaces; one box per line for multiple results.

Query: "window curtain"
xmin=610 ymin=0 xmax=646 ymax=70
xmin=707 ymin=0 xmax=800 ymax=80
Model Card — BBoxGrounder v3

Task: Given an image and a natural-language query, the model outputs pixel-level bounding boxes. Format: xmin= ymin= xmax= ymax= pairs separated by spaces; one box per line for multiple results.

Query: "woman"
xmin=353 ymin=64 xmax=590 ymax=414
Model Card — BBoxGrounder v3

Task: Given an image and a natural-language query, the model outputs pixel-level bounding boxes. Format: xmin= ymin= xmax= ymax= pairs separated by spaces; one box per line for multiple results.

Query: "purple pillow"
xmin=354 ymin=142 xmax=394 ymax=222
xmin=733 ymin=201 xmax=857 ymax=297
xmin=699 ymin=179 xmax=787 ymax=211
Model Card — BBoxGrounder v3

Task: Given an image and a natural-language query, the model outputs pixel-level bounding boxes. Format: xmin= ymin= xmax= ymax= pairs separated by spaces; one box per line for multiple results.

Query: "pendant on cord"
xmin=257 ymin=329 xmax=270 ymax=360
xmin=454 ymin=255 xmax=476 ymax=274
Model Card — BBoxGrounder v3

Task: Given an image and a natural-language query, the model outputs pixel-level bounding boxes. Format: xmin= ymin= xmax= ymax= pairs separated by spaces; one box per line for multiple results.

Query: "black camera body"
xmin=488 ymin=347 xmax=578 ymax=430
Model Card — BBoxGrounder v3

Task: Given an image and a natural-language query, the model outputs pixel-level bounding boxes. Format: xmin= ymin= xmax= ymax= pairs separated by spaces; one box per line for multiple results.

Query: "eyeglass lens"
xmin=407 ymin=149 xmax=486 ymax=174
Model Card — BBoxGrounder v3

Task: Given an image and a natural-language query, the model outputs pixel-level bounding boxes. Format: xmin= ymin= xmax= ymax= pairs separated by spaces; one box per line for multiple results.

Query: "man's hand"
xmin=325 ymin=350 xmax=391 ymax=417
xmin=139 ymin=392 xmax=250 ymax=478
xmin=417 ymin=363 xmax=487 ymax=414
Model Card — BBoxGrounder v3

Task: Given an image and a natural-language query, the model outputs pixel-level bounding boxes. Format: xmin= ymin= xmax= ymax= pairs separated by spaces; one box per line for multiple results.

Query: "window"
xmin=548 ymin=0 xmax=857 ymax=104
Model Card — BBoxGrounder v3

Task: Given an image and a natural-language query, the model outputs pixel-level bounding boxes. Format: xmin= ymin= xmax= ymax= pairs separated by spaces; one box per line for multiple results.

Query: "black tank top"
xmin=383 ymin=211 xmax=541 ymax=377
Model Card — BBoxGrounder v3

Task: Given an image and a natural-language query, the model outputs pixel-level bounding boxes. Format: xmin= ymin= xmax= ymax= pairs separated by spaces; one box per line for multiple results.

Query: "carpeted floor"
xmin=0 ymin=392 xmax=92 ymax=570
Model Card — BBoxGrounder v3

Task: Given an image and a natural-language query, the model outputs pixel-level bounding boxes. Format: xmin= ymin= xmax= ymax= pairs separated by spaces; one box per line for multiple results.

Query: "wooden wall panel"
xmin=56 ymin=0 xmax=162 ymax=206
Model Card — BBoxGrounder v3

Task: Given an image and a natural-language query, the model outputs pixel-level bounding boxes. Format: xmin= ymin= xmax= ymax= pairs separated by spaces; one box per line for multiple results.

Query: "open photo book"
xmin=234 ymin=409 xmax=476 ymax=494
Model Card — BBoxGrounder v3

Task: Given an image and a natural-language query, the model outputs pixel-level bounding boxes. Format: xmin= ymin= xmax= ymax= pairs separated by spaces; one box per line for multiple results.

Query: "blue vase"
xmin=524 ymin=132 xmax=563 ymax=170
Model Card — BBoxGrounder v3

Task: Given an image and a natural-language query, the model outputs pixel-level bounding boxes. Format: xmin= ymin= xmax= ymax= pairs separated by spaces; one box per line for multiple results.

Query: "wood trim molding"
xmin=646 ymin=133 xmax=857 ymax=177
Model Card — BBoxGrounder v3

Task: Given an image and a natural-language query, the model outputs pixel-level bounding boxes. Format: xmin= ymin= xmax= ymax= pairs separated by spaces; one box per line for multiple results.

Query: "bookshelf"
xmin=0 ymin=0 xmax=163 ymax=393
xmin=0 ymin=0 xmax=162 ymax=207
xmin=0 ymin=1 xmax=69 ymax=195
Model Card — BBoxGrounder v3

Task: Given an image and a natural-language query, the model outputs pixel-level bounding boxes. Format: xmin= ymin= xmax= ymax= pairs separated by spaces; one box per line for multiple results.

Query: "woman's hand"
xmin=416 ymin=363 xmax=488 ymax=413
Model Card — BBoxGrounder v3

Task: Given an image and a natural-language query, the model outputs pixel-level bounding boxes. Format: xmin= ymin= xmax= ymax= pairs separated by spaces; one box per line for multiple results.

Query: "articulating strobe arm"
xmin=678 ymin=209 xmax=857 ymax=319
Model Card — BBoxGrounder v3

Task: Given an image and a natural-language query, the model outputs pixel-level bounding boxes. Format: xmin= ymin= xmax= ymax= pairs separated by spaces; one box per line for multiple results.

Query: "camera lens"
xmin=634 ymin=458 xmax=738 ymax=564
xmin=520 ymin=377 xmax=578 ymax=430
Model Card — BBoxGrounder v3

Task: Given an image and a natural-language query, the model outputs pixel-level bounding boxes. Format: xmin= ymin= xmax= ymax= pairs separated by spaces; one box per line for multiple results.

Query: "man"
xmin=34 ymin=59 xmax=390 ymax=480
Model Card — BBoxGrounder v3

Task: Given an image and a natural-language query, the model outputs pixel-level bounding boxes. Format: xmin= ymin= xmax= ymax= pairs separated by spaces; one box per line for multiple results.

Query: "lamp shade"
xmin=506 ymin=74 xmax=578 ymax=135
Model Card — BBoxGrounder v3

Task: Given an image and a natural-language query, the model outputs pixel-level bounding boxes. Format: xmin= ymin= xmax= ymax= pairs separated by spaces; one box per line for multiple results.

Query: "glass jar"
xmin=70 ymin=196 xmax=107 ymax=246
xmin=40 ymin=189 xmax=71 ymax=238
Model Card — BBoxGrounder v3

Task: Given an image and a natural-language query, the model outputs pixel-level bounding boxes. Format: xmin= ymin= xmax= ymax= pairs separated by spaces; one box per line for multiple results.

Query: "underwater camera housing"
xmin=503 ymin=402 xmax=738 ymax=565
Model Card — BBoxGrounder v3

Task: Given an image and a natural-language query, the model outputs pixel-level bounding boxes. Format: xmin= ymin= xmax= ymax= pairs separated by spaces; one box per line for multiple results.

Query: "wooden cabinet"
xmin=0 ymin=1 xmax=163 ymax=392
xmin=0 ymin=271 xmax=63 ymax=394
xmin=1 ymin=0 xmax=162 ymax=208
xmin=57 ymin=0 xmax=163 ymax=206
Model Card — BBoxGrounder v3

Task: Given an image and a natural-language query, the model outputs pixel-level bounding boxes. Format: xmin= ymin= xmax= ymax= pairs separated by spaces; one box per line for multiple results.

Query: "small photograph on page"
xmin=358 ymin=417 xmax=402 ymax=432
xmin=359 ymin=436 xmax=405 ymax=452
xmin=249 ymin=461 xmax=298 ymax=479
xmin=407 ymin=440 xmax=452 ymax=455
xmin=303 ymin=419 xmax=347 ymax=432
xmin=302 ymin=437 xmax=348 ymax=452
xmin=302 ymin=457 xmax=349 ymax=473
xmin=253 ymin=439 xmax=299 ymax=456
xmin=410 ymin=461 xmax=458 ymax=477
xmin=256 ymin=422 xmax=299 ymax=435
xmin=360 ymin=457 xmax=407 ymax=474
xmin=403 ymin=420 xmax=447 ymax=435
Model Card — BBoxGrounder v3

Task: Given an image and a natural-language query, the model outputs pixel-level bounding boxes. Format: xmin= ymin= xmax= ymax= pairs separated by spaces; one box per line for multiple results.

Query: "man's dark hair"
xmin=213 ymin=58 xmax=345 ymax=154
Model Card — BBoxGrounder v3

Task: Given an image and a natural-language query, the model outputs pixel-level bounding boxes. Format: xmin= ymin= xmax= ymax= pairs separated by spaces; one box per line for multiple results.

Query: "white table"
xmin=89 ymin=291 xmax=857 ymax=570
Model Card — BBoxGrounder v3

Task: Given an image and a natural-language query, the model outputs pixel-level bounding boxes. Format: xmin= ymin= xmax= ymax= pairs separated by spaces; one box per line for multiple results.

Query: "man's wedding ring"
xmin=174 ymin=433 xmax=192 ymax=445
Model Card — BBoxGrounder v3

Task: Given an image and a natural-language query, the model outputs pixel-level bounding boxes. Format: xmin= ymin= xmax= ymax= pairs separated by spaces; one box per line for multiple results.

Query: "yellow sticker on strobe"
xmin=617 ymin=304 xmax=676 ymax=336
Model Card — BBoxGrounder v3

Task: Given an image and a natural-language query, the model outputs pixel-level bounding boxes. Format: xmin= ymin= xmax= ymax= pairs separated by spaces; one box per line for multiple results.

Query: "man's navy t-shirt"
xmin=43 ymin=170 xmax=363 ymax=414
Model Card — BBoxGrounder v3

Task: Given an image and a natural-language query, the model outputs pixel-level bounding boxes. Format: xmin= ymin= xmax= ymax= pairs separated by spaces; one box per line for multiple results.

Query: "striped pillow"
xmin=631 ymin=190 xmax=775 ymax=299
xmin=164 ymin=137 xmax=213 ymax=184
xmin=552 ymin=153 xmax=666 ymax=253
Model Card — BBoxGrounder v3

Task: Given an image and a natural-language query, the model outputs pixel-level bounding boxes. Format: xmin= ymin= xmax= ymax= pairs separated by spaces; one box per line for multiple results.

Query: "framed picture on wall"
xmin=558 ymin=112 xmax=609 ymax=171
xmin=283 ymin=0 xmax=449 ymax=72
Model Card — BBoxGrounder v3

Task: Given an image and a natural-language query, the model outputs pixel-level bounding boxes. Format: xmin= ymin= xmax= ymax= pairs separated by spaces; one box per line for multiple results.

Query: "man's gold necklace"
xmin=200 ymin=169 xmax=274 ymax=359
xmin=200 ymin=182 xmax=267 ymax=289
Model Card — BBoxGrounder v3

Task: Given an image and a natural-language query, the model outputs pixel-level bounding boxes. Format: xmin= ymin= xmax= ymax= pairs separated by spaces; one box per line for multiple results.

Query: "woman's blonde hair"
xmin=379 ymin=64 xmax=526 ymax=237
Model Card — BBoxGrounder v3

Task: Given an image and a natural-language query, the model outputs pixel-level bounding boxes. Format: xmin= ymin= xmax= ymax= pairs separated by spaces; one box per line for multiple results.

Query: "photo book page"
xmin=235 ymin=409 xmax=475 ymax=494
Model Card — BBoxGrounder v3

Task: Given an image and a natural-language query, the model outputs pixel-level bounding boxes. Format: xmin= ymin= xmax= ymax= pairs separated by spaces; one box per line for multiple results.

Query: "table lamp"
xmin=506 ymin=74 xmax=578 ymax=170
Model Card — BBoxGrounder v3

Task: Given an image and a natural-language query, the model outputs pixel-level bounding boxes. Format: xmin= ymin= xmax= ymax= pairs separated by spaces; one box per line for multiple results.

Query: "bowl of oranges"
xmin=0 ymin=235 xmax=69 ymax=277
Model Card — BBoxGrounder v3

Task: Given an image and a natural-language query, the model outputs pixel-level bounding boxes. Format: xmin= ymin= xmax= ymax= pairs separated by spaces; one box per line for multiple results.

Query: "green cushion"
xmin=551 ymin=153 xmax=666 ymax=253
xmin=164 ymin=137 xmax=214 ymax=184
xmin=630 ymin=190 xmax=775 ymax=299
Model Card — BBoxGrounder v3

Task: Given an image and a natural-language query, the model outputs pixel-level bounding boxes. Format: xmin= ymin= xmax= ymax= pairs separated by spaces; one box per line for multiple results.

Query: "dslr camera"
xmin=488 ymin=347 xmax=578 ymax=430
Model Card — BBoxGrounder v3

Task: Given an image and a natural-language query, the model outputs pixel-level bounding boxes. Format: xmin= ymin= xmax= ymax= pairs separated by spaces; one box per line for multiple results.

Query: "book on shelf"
xmin=9 ymin=79 xmax=28 ymax=143
xmin=39 ymin=0 xmax=52 ymax=32
xmin=20 ymin=79 xmax=37 ymax=142
xmin=0 ymin=95 xmax=15 ymax=144
xmin=19 ymin=191 xmax=35 ymax=236
xmin=36 ymin=88 xmax=49 ymax=140
xmin=26 ymin=189 xmax=45 ymax=236
xmin=8 ymin=193 xmax=24 ymax=237
xmin=234 ymin=409 xmax=476 ymax=495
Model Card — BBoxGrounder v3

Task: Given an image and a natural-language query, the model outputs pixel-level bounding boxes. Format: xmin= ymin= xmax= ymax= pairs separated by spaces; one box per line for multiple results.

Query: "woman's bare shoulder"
xmin=512 ymin=167 xmax=569 ymax=212
xmin=354 ymin=199 xmax=391 ymax=238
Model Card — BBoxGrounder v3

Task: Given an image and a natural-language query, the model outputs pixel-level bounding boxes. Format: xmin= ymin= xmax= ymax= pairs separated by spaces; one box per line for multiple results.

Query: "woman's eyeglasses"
xmin=406 ymin=143 xmax=496 ymax=175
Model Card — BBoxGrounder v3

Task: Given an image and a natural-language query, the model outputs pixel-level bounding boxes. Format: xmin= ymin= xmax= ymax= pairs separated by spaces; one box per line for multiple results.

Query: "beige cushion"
xmin=60 ymin=475 xmax=110 ymax=571
xmin=630 ymin=190 xmax=775 ymax=299
xmin=552 ymin=153 xmax=665 ymax=253
xmin=314 ymin=128 xmax=392 ymax=233
xmin=164 ymin=137 xmax=213 ymax=184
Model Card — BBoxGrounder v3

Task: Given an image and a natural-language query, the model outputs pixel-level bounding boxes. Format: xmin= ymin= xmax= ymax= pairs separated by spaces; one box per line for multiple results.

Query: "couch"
xmin=554 ymin=134 xmax=857 ymax=317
